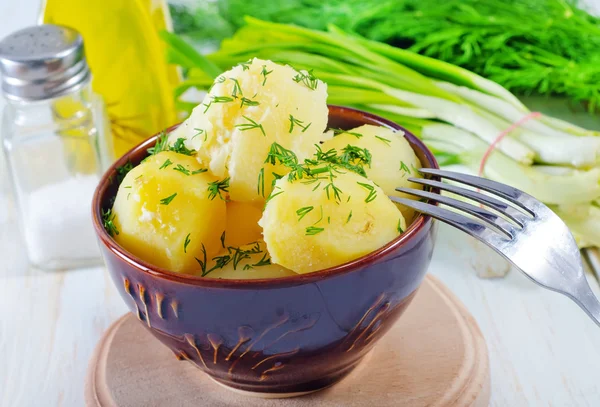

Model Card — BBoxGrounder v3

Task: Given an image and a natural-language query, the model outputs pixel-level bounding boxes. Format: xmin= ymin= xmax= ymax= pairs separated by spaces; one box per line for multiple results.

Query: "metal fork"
xmin=391 ymin=168 xmax=600 ymax=327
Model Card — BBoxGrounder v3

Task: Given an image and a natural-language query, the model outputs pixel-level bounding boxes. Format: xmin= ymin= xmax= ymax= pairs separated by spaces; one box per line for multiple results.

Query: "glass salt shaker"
xmin=0 ymin=25 xmax=112 ymax=270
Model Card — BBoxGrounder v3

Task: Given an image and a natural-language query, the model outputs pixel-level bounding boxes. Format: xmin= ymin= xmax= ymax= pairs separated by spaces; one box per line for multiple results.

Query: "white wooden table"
xmin=3 ymin=2 xmax=600 ymax=406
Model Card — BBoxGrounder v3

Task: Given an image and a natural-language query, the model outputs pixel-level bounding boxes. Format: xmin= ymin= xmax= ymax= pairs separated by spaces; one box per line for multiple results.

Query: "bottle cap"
xmin=0 ymin=24 xmax=91 ymax=101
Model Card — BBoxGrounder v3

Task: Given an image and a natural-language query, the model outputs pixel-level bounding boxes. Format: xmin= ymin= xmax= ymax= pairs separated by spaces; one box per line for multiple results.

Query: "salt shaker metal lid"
xmin=0 ymin=24 xmax=91 ymax=101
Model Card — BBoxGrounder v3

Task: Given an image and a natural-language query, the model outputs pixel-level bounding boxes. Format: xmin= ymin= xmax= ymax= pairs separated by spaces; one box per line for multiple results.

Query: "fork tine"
xmin=407 ymin=178 xmax=528 ymax=227
xmin=418 ymin=168 xmax=536 ymax=215
xmin=390 ymin=197 xmax=505 ymax=243
xmin=395 ymin=188 xmax=516 ymax=239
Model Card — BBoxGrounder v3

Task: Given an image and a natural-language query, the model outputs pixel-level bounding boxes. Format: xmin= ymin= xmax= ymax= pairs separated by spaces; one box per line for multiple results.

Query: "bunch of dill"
xmin=171 ymin=0 xmax=600 ymax=110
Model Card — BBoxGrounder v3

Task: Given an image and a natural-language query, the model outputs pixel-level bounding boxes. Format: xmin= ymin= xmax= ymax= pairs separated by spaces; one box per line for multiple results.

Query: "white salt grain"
xmin=139 ymin=205 xmax=154 ymax=222
xmin=24 ymin=175 xmax=100 ymax=265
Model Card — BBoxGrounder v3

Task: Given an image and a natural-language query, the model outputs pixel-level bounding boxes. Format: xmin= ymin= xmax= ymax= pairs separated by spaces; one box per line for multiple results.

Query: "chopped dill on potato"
xmin=375 ymin=136 xmax=391 ymax=146
xmin=102 ymin=208 xmax=119 ymax=237
xmin=160 ymin=192 xmax=177 ymax=205
xmin=288 ymin=115 xmax=312 ymax=133
xmin=305 ymin=226 xmax=325 ymax=235
xmin=207 ymin=177 xmax=230 ymax=200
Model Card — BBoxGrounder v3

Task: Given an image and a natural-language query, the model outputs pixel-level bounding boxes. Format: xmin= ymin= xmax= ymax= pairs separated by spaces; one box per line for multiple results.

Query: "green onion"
xmin=162 ymin=17 xmax=600 ymax=248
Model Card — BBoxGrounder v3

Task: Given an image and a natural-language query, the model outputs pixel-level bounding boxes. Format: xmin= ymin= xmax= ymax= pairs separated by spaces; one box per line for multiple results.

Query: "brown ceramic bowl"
xmin=92 ymin=105 xmax=439 ymax=396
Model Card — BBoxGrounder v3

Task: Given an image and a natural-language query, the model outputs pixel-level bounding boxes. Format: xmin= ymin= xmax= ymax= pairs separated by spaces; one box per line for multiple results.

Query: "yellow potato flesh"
xmin=202 ymin=241 xmax=297 ymax=280
xmin=112 ymin=151 xmax=225 ymax=274
xmin=224 ymin=201 xmax=263 ymax=247
xmin=259 ymin=170 xmax=405 ymax=274
xmin=322 ymin=124 xmax=423 ymax=224
xmin=168 ymin=58 xmax=330 ymax=203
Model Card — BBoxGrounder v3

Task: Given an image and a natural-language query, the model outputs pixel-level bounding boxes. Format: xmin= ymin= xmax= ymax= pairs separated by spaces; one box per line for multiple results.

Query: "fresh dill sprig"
xmin=265 ymin=143 xmax=312 ymax=184
xmin=220 ymin=231 xmax=226 ymax=248
xmin=265 ymin=142 xmax=299 ymax=167
xmin=147 ymin=134 xmax=198 ymax=159
xmin=307 ymin=144 xmax=370 ymax=179
xmin=229 ymin=243 xmax=262 ymax=270
xmin=213 ymin=95 xmax=234 ymax=103
xmin=160 ymin=192 xmax=177 ymax=205
xmin=305 ymin=226 xmax=325 ymax=235
xmin=265 ymin=189 xmax=284 ymax=204
xmin=207 ymin=76 xmax=226 ymax=93
xmin=332 ymin=128 xmax=363 ymax=138
xmin=203 ymin=95 xmax=234 ymax=113
xmin=230 ymin=247 xmax=251 ymax=270
xmin=230 ymin=77 xmax=243 ymax=98
xmin=238 ymin=60 xmax=251 ymax=71
xmin=192 ymin=128 xmax=206 ymax=141
xmin=314 ymin=205 xmax=324 ymax=225
xmin=202 ymin=242 xmax=265 ymax=274
xmin=264 ymin=143 xmax=356 ymax=203
xmin=115 ymin=160 xmax=134 ymax=183
xmin=252 ymin=252 xmax=271 ymax=267
xmin=191 ymin=168 xmax=207 ymax=175
xmin=324 ymin=181 xmax=343 ymax=201
xmin=397 ymin=219 xmax=404 ymax=234
xmin=102 ymin=208 xmax=119 ymax=237
xmin=173 ymin=164 xmax=191 ymax=175
xmin=147 ymin=131 xmax=169 ymax=155
xmin=257 ymin=168 xmax=265 ymax=197
xmin=170 ymin=138 xmax=196 ymax=156
xmin=357 ymin=182 xmax=377 ymax=203
xmin=271 ymin=172 xmax=284 ymax=189
xmin=296 ymin=206 xmax=314 ymax=221
xmin=346 ymin=210 xmax=353 ymax=224
xmin=292 ymin=69 xmax=318 ymax=90
xmin=207 ymin=177 xmax=230 ymax=200
xmin=288 ymin=115 xmax=311 ymax=133
xmin=235 ymin=115 xmax=266 ymax=136
xmin=208 ymin=252 xmax=232 ymax=273
xmin=340 ymin=145 xmax=372 ymax=167
xmin=159 ymin=158 xmax=173 ymax=170
xmin=195 ymin=244 xmax=207 ymax=276
xmin=184 ymin=233 xmax=191 ymax=253
xmin=399 ymin=161 xmax=410 ymax=174
xmin=203 ymin=242 xmax=267 ymax=273
xmin=334 ymin=145 xmax=372 ymax=177
xmin=375 ymin=135 xmax=391 ymax=146
xmin=261 ymin=65 xmax=273 ymax=85
xmin=240 ymin=97 xmax=259 ymax=107
xmin=311 ymin=145 xmax=338 ymax=163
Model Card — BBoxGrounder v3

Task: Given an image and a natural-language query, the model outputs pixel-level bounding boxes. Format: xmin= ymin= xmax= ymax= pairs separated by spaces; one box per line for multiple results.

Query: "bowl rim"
xmin=92 ymin=105 xmax=439 ymax=288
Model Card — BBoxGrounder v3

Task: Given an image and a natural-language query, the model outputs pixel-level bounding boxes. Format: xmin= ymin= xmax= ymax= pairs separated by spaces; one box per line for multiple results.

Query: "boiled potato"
xmin=202 ymin=241 xmax=297 ymax=280
xmin=259 ymin=170 xmax=405 ymax=274
xmin=224 ymin=201 xmax=263 ymax=247
xmin=169 ymin=58 xmax=330 ymax=203
xmin=322 ymin=124 xmax=423 ymax=223
xmin=112 ymin=151 xmax=225 ymax=273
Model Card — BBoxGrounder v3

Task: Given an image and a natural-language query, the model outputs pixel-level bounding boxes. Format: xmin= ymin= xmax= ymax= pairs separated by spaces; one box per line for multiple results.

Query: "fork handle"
xmin=569 ymin=279 xmax=600 ymax=328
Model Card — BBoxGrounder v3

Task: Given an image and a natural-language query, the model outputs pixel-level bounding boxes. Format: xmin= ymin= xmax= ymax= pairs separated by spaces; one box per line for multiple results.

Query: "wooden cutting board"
xmin=85 ymin=275 xmax=489 ymax=406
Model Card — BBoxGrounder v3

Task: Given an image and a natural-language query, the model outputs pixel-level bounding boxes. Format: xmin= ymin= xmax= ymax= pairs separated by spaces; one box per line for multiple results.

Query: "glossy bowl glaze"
xmin=92 ymin=105 xmax=439 ymax=396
